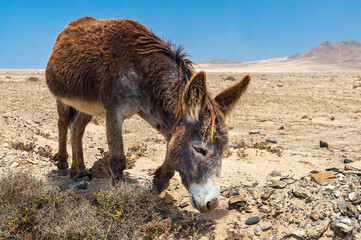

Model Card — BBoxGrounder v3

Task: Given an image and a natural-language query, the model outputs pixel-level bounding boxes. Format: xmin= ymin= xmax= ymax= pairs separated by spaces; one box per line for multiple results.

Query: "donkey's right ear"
xmin=183 ymin=71 xmax=207 ymax=122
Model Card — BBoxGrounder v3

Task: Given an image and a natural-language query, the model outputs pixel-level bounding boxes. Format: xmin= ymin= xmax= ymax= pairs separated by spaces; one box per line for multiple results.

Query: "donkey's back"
xmin=46 ymin=16 xmax=146 ymax=108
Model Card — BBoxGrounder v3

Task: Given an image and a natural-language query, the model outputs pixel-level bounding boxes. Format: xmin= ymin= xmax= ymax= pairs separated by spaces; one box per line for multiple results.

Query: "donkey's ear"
xmin=183 ymin=71 xmax=207 ymax=121
xmin=215 ymin=75 xmax=251 ymax=117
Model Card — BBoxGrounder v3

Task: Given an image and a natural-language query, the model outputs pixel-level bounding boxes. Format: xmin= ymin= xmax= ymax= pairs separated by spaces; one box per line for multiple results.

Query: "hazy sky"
xmin=1 ymin=0 xmax=360 ymax=68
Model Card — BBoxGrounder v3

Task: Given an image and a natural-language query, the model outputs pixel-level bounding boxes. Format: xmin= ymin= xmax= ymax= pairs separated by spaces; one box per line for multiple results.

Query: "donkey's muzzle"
xmin=189 ymin=179 xmax=220 ymax=213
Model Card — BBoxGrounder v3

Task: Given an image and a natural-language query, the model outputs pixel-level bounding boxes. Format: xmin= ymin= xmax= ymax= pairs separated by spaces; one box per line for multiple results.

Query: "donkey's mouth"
xmin=189 ymin=179 xmax=220 ymax=213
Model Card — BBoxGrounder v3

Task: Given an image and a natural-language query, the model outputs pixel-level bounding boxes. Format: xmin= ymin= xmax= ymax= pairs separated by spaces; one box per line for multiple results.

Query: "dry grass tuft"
xmin=0 ymin=171 xmax=214 ymax=239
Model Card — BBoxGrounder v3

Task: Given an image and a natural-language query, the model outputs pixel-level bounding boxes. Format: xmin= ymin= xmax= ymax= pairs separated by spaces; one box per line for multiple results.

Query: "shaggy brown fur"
xmin=46 ymin=16 xmax=251 ymax=213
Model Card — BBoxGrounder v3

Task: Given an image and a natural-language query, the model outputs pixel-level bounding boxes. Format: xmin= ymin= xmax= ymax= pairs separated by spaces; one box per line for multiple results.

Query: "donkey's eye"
xmin=194 ymin=146 xmax=207 ymax=156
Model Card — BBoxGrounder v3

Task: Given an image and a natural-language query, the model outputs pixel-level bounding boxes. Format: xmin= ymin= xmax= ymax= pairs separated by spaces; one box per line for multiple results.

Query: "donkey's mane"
xmin=132 ymin=23 xmax=194 ymax=78
xmin=131 ymin=22 xmax=223 ymax=141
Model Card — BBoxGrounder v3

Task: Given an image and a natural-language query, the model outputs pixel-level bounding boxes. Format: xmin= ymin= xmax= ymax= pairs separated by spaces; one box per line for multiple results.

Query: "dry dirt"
xmin=0 ymin=70 xmax=361 ymax=239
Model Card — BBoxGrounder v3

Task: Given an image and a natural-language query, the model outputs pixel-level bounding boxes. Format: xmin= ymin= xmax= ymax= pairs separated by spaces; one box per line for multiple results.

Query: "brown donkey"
xmin=46 ymin=17 xmax=250 ymax=213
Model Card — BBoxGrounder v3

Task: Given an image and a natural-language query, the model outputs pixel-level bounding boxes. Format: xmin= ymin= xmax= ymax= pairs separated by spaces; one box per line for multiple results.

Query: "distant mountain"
xmin=199 ymin=40 xmax=361 ymax=72
xmin=289 ymin=40 xmax=361 ymax=64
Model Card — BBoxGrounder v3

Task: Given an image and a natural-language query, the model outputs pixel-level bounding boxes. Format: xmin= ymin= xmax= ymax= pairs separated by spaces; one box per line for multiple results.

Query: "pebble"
xmin=249 ymin=130 xmax=260 ymax=135
xmin=333 ymin=190 xmax=341 ymax=198
xmin=348 ymin=192 xmax=360 ymax=202
xmin=344 ymin=159 xmax=354 ymax=163
xmin=266 ymin=139 xmax=277 ymax=144
xmin=254 ymin=226 xmax=261 ymax=236
xmin=11 ymin=162 xmax=19 ymax=168
xmin=245 ymin=216 xmax=259 ymax=225
xmin=68 ymin=181 xmax=87 ymax=190
xmin=319 ymin=141 xmax=329 ymax=148
xmin=261 ymin=225 xmax=271 ymax=231
xmin=312 ymin=219 xmax=321 ymax=226
xmin=269 ymin=170 xmax=281 ymax=177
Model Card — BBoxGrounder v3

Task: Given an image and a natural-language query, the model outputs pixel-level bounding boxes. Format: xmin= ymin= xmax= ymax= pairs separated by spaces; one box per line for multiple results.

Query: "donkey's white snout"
xmin=189 ymin=179 xmax=220 ymax=213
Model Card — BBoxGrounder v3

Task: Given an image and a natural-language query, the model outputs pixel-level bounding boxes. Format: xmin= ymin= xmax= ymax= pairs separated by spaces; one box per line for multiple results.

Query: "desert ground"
xmin=0 ymin=69 xmax=361 ymax=239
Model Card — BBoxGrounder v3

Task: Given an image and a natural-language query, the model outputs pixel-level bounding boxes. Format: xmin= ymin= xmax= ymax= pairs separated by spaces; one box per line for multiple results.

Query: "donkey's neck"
xmin=138 ymin=66 xmax=188 ymax=140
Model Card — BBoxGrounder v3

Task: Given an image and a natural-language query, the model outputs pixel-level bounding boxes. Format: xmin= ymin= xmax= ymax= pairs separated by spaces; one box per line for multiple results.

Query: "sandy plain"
xmin=0 ymin=69 xmax=360 ymax=238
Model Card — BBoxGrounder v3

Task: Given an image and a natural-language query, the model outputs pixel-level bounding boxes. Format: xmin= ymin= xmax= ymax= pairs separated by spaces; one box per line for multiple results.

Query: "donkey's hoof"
xmin=152 ymin=179 xmax=170 ymax=194
xmin=73 ymin=169 xmax=92 ymax=182
xmin=110 ymin=173 xmax=124 ymax=186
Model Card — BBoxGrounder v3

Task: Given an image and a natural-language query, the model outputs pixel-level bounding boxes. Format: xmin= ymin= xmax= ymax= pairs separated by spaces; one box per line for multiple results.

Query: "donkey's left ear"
xmin=215 ymin=75 xmax=251 ymax=117
xmin=183 ymin=71 xmax=207 ymax=121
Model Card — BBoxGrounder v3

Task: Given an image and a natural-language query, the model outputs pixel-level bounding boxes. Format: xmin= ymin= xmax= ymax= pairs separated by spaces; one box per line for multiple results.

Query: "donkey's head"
xmin=168 ymin=71 xmax=251 ymax=213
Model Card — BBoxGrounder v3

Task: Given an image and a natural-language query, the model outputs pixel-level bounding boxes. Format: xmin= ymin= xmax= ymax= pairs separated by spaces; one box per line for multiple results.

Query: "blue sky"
xmin=0 ymin=0 xmax=360 ymax=68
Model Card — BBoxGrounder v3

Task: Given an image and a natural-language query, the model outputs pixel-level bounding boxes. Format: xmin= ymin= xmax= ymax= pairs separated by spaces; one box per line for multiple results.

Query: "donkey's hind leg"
xmin=69 ymin=112 xmax=92 ymax=181
xmin=53 ymin=99 xmax=76 ymax=176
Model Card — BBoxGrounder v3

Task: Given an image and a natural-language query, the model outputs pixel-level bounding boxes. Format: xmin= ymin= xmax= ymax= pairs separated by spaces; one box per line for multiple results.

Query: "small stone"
xmin=245 ymin=216 xmax=259 ymax=225
xmin=292 ymin=187 xmax=309 ymax=199
xmin=68 ymin=181 xmax=87 ymax=190
xmin=337 ymin=201 xmax=348 ymax=214
xmin=249 ymin=130 xmax=260 ymax=135
xmin=278 ymin=126 xmax=285 ymax=130
xmin=254 ymin=226 xmax=261 ymax=236
xmin=356 ymin=205 xmax=361 ymax=213
xmin=308 ymin=219 xmax=330 ymax=238
xmin=261 ymin=225 xmax=271 ymax=231
xmin=259 ymin=205 xmax=272 ymax=214
xmin=228 ymin=195 xmax=247 ymax=211
xmin=312 ymin=219 xmax=321 ymax=226
xmin=320 ymin=141 xmax=329 ymax=148
xmin=291 ymin=229 xmax=305 ymax=238
xmin=334 ymin=190 xmax=341 ymax=198
xmin=11 ymin=162 xmax=19 ymax=168
xmin=2 ymin=143 xmax=9 ymax=148
xmin=269 ymin=170 xmax=281 ymax=177
xmin=310 ymin=213 xmax=320 ymax=221
xmin=310 ymin=173 xmax=336 ymax=185
xmin=348 ymin=192 xmax=360 ymax=202
xmin=261 ymin=189 xmax=275 ymax=200
xmin=27 ymin=76 xmax=39 ymax=81
xmin=333 ymin=222 xmax=353 ymax=234
xmin=164 ymin=192 xmax=176 ymax=204
xmin=343 ymin=158 xmax=354 ymax=164
xmin=269 ymin=180 xmax=288 ymax=189
xmin=266 ymin=139 xmax=277 ymax=144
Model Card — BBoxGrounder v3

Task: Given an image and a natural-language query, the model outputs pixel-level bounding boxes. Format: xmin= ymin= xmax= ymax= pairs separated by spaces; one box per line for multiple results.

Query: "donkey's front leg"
xmin=153 ymin=145 xmax=175 ymax=193
xmin=106 ymin=110 xmax=126 ymax=185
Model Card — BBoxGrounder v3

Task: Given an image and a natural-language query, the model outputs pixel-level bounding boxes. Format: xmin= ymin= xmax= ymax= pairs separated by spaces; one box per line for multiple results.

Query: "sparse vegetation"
xmin=0 ymin=171 xmax=214 ymax=239
xmin=227 ymin=140 xmax=282 ymax=159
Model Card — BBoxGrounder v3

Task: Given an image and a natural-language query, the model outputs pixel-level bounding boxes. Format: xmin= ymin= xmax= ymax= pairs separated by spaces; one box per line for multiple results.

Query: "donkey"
xmin=46 ymin=16 xmax=250 ymax=213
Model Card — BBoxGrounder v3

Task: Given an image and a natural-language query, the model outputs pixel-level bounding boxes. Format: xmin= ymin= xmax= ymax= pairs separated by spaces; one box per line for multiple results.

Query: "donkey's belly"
xmin=60 ymin=98 xmax=106 ymax=117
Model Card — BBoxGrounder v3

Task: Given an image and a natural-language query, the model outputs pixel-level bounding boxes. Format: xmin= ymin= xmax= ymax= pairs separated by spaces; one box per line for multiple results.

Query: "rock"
xmin=261 ymin=225 xmax=271 ymax=231
xmin=310 ymin=212 xmax=320 ymax=221
xmin=292 ymin=187 xmax=309 ymax=199
xmin=11 ymin=162 xmax=19 ymax=168
xmin=348 ymin=192 xmax=360 ymax=202
xmin=254 ymin=226 xmax=261 ymax=236
xmin=320 ymin=141 xmax=329 ymax=148
xmin=333 ymin=190 xmax=341 ymax=198
xmin=310 ymin=173 xmax=336 ymax=185
xmin=333 ymin=222 xmax=353 ymax=235
xmin=68 ymin=181 xmax=87 ymax=190
xmin=344 ymin=159 xmax=354 ymax=163
xmin=337 ymin=201 xmax=348 ymax=214
xmin=266 ymin=139 xmax=277 ymax=144
xmin=259 ymin=205 xmax=272 ymax=214
xmin=261 ymin=189 xmax=275 ymax=200
xmin=278 ymin=126 xmax=285 ymax=130
xmin=228 ymin=195 xmax=247 ymax=211
xmin=356 ymin=205 xmax=361 ymax=213
xmin=224 ymin=185 xmax=243 ymax=197
xmin=27 ymin=77 xmax=39 ymax=81
xmin=308 ymin=219 xmax=330 ymax=238
xmin=269 ymin=170 xmax=281 ymax=177
xmin=269 ymin=179 xmax=288 ymax=189
xmin=249 ymin=130 xmax=260 ymax=135
xmin=291 ymin=229 xmax=305 ymax=238
xmin=245 ymin=216 xmax=259 ymax=225
xmin=312 ymin=220 xmax=321 ymax=226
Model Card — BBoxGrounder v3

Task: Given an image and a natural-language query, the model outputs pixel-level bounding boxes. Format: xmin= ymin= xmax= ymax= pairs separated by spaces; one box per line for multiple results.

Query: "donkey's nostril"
xmin=206 ymin=198 xmax=219 ymax=211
